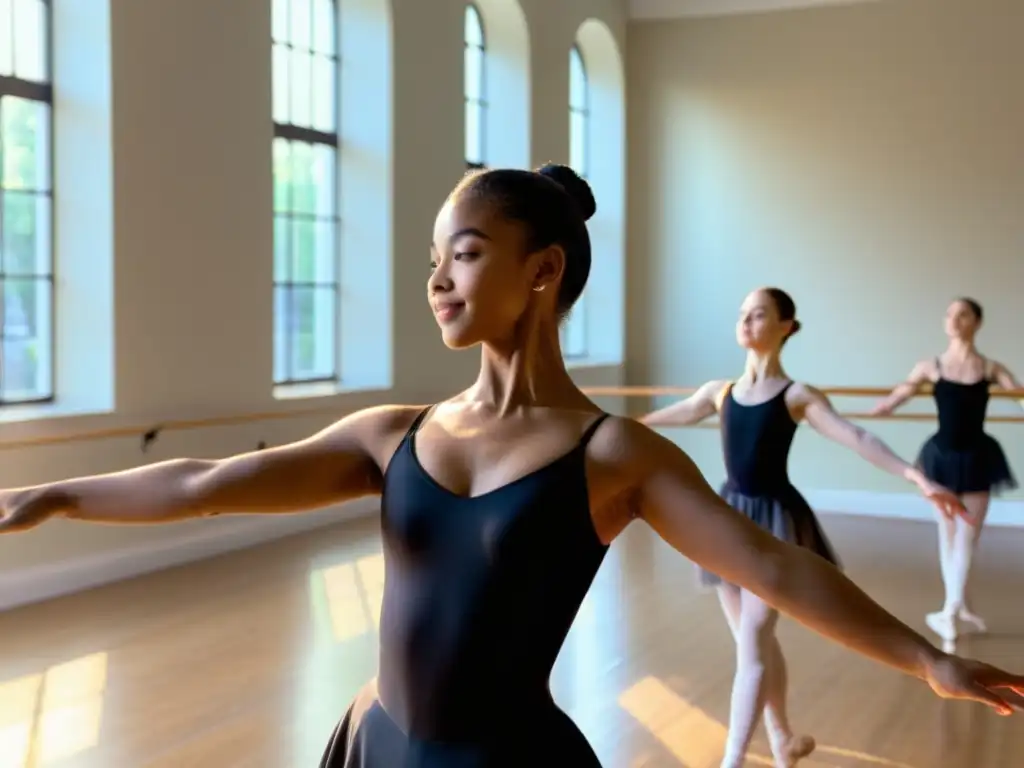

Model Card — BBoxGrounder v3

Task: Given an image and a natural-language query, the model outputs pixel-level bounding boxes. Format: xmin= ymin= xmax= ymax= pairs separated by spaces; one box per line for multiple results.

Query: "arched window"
xmin=464 ymin=4 xmax=486 ymax=169
xmin=272 ymin=0 xmax=341 ymax=386
xmin=569 ymin=45 xmax=589 ymax=179
xmin=562 ymin=44 xmax=590 ymax=359
xmin=0 ymin=0 xmax=54 ymax=404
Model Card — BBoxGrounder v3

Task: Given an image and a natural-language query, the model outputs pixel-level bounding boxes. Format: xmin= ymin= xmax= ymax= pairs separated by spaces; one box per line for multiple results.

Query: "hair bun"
xmin=537 ymin=163 xmax=596 ymax=221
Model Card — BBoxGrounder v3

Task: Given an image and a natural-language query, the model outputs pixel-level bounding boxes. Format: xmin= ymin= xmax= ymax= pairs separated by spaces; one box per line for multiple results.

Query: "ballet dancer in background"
xmin=2 ymin=175 xmax=1022 ymax=768
xmin=641 ymin=287 xmax=968 ymax=768
xmin=872 ymin=297 xmax=1021 ymax=646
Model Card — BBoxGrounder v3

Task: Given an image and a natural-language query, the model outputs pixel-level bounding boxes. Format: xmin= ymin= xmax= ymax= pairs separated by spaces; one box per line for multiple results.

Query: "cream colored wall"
xmin=0 ymin=0 xmax=627 ymax=610
xmin=627 ymin=0 xmax=1024 ymax=501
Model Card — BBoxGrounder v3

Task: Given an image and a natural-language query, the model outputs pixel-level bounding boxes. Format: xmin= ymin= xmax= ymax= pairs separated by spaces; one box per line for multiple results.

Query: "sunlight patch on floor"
xmin=0 ymin=652 xmax=108 ymax=768
xmin=311 ymin=552 xmax=386 ymax=643
xmin=618 ymin=675 xmax=919 ymax=768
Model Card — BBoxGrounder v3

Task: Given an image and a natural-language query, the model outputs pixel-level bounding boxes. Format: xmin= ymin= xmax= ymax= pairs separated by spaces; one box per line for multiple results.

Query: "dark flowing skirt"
xmin=699 ymin=481 xmax=841 ymax=588
xmin=320 ymin=681 xmax=602 ymax=768
xmin=916 ymin=433 xmax=1017 ymax=496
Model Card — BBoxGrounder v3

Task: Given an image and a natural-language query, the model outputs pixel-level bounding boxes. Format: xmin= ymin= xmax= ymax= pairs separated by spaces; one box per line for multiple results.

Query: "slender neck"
xmin=469 ymin=312 xmax=582 ymax=415
xmin=743 ymin=349 xmax=787 ymax=383
xmin=944 ymin=337 xmax=978 ymax=361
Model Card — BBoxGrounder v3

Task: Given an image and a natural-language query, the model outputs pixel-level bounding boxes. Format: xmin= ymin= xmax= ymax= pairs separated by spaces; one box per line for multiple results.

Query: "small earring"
xmin=533 ymin=285 xmax=545 ymax=292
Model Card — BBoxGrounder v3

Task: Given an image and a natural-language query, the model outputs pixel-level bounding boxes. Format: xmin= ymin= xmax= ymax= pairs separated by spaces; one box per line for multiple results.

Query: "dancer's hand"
xmin=909 ymin=473 xmax=965 ymax=519
xmin=868 ymin=400 xmax=893 ymax=417
xmin=925 ymin=653 xmax=1024 ymax=715
xmin=0 ymin=488 xmax=63 ymax=533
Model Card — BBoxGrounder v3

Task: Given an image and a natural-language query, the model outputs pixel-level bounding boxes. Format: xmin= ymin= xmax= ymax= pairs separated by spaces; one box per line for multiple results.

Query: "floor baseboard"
xmin=806 ymin=489 xmax=1024 ymax=527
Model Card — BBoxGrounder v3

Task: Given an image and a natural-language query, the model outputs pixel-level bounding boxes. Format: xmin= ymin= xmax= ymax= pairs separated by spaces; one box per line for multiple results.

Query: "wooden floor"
xmin=1 ymin=514 xmax=1022 ymax=768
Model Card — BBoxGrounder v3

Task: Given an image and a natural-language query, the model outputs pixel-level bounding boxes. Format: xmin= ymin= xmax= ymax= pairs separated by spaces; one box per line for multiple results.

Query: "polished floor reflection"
xmin=1 ymin=513 xmax=1022 ymax=767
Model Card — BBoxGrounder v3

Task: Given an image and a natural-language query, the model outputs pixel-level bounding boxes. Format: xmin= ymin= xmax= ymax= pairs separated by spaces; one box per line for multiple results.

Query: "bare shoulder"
xmin=579 ymin=415 xmax=685 ymax=532
xmin=780 ymin=382 xmax=832 ymax=424
xmin=327 ymin=403 xmax=424 ymax=437
xmin=322 ymin=404 xmax=427 ymax=468
xmin=985 ymin=359 xmax=1020 ymax=388
xmin=787 ymin=381 xmax=827 ymax=405
xmin=699 ymin=378 xmax=732 ymax=410
xmin=987 ymin=358 xmax=1010 ymax=375
xmin=585 ymin=415 xmax=683 ymax=484
xmin=912 ymin=357 xmax=939 ymax=382
xmin=583 ymin=415 xmax=720 ymax=533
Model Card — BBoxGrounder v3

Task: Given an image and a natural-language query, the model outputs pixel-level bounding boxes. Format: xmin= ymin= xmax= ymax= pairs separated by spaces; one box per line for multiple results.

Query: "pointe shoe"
xmin=771 ymin=734 xmax=815 ymax=768
xmin=926 ymin=611 xmax=958 ymax=643
xmin=957 ymin=608 xmax=988 ymax=634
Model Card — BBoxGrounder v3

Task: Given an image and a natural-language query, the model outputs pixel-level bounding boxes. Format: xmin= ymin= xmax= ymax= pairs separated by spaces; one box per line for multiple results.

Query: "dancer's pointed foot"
xmin=957 ymin=607 xmax=987 ymax=634
xmin=770 ymin=733 xmax=815 ymax=768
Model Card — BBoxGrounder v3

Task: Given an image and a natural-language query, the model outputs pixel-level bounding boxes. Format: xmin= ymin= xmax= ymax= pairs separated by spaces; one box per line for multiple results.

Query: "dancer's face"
xmin=944 ymin=300 xmax=980 ymax=340
xmin=736 ymin=290 xmax=791 ymax=351
xmin=428 ymin=195 xmax=550 ymax=349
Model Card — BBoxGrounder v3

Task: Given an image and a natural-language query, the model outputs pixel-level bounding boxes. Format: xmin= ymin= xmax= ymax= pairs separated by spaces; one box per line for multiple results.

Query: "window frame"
xmin=562 ymin=43 xmax=590 ymax=360
xmin=569 ymin=44 xmax=590 ymax=180
xmin=464 ymin=3 xmax=487 ymax=170
xmin=271 ymin=0 xmax=343 ymax=387
xmin=0 ymin=0 xmax=57 ymax=405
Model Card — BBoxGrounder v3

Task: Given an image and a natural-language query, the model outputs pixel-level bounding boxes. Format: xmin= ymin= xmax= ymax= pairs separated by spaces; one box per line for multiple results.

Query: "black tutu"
xmin=699 ymin=482 xmax=841 ymax=588
xmin=916 ymin=434 xmax=1017 ymax=496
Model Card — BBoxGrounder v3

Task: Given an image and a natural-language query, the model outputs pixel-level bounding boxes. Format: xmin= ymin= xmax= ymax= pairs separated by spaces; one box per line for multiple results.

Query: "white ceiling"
xmin=629 ymin=0 xmax=882 ymax=21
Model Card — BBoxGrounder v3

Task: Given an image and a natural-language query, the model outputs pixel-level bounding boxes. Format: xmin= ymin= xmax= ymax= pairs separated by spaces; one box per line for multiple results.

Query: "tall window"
xmin=464 ymin=4 xmax=486 ymax=169
xmin=272 ymin=0 xmax=340 ymax=385
xmin=0 ymin=0 xmax=53 ymax=404
xmin=563 ymin=45 xmax=589 ymax=358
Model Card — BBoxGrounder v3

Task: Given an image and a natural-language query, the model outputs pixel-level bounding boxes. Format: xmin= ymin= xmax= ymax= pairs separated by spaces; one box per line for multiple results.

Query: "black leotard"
xmin=700 ymin=382 xmax=839 ymax=586
xmin=916 ymin=358 xmax=1017 ymax=495
xmin=720 ymin=382 xmax=800 ymax=496
xmin=319 ymin=407 xmax=610 ymax=767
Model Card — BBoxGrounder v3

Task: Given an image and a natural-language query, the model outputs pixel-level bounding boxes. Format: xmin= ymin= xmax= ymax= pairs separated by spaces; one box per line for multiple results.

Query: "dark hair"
xmin=763 ymin=287 xmax=802 ymax=339
xmin=455 ymin=163 xmax=597 ymax=317
xmin=956 ymin=297 xmax=983 ymax=322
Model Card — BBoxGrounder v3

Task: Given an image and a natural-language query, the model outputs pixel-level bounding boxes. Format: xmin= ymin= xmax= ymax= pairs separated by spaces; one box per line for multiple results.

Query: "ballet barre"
xmin=0 ymin=385 xmax=1021 ymax=452
xmin=581 ymin=385 xmax=1024 ymax=399
xmin=643 ymin=413 xmax=1024 ymax=430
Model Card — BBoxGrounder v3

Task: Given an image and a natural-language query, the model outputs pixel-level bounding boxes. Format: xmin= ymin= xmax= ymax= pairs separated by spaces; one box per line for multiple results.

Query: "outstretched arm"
xmin=991 ymin=361 xmax=1024 ymax=410
xmin=639 ymin=380 xmax=725 ymax=428
xmin=611 ymin=420 xmax=1023 ymax=714
xmin=800 ymin=385 xmax=964 ymax=518
xmin=871 ymin=360 xmax=932 ymax=415
xmin=0 ymin=405 xmax=416 ymax=531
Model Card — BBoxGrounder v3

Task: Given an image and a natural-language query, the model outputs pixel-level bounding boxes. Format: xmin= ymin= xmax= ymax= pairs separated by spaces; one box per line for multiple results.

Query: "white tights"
xmin=718 ymin=585 xmax=814 ymax=768
xmin=927 ymin=492 xmax=989 ymax=645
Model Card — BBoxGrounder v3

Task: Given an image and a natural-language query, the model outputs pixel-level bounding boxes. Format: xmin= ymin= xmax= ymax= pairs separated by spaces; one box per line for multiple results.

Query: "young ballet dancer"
xmin=640 ymin=286 xmax=971 ymax=768
xmin=2 ymin=171 xmax=1022 ymax=768
xmin=872 ymin=297 xmax=1021 ymax=646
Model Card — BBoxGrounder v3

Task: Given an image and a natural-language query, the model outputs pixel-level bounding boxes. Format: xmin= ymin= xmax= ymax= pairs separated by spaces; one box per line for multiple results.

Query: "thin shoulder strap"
xmin=403 ymin=405 xmax=434 ymax=442
xmin=717 ymin=381 xmax=735 ymax=410
xmin=982 ymin=356 xmax=993 ymax=380
xmin=579 ymin=412 xmax=611 ymax=447
xmin=934 ymin=356 xmax=942 ymax=376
